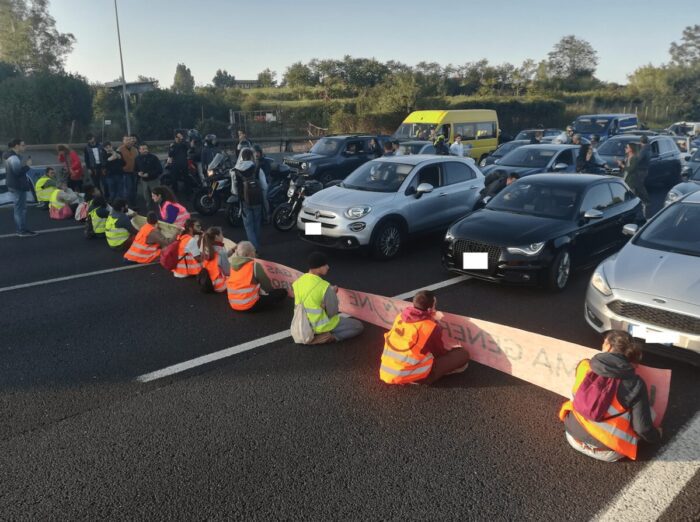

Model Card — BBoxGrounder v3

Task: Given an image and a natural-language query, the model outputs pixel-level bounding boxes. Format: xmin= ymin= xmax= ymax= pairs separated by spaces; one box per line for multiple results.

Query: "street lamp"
xmin=113 ymin=0 xmax=131 ymax=135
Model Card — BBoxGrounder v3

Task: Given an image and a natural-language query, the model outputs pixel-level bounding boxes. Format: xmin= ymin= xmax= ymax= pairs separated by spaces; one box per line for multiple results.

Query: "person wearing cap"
xmin=291 ymin=252 xmax=364 ymax=345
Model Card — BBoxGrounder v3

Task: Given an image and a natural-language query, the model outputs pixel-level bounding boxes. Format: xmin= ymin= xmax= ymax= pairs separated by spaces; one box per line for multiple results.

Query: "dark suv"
xmin=284 ymin=135 xmax=388 ymax=184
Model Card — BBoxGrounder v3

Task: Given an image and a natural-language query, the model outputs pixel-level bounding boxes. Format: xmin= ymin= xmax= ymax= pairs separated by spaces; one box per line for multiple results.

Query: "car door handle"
xmin=469 ymin=185 xmax=479 ymax=190
xmin=438 ymin=192 xmax=448 ymax=197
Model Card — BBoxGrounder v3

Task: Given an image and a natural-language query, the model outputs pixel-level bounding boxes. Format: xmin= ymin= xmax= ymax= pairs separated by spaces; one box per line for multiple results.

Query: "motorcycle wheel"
xmin=192 ymin=189 xmax=220 ymax=216
xmin=227 ymin=200 xmax=242 ymax=227
xmin=272 ymin=202 xmax=298 ymax=232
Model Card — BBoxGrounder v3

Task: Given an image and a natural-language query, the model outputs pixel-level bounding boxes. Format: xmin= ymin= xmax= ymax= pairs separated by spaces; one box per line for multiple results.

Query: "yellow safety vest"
xmin=292 ymin=273 xmax=340 ymax=334
xmin=89 ymin=208 xmax=107 ymax=235
xmin=35 ymin=176 xmax=55 ymax=202
xmin=49 ymin=188 xmax=65 ymax=210
xmin=105 ymin=215 xmax=129 ymax=247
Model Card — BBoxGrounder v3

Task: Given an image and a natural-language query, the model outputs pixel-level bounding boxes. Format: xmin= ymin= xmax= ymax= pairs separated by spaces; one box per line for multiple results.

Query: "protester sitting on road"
xmin=123 ymin=211 xmax=171 ymax=264
xmin=197 ymin=226 xmax=231 ymax=293
xmin=559 ymin=330 xmax=662 ymax=462
xmin=151 ymin=185 xmax=190 ymax=228
xmin=380 ymin=290 xmax=470 ymax=385
xmin=172 ymin=218 xmax=203 ymax=278
xmin=105 ymin=199 xmax=137 ymax=250
xmin=48 ymin=182 xmax=78 ymax=220
xmin=86 ymin=195 xmax=109 ymax=238
xmin=228 ymin=241 xmax=287 ymax=312
xmin=34 ymin=167 xmax=58 ymax=209
xmin=291 ymin=252 xmax=364 ymax=345
xmin=57 ymin=144 xmax=84 ymax=192
xmin=135 ymin=143 xmax=163 ymax=209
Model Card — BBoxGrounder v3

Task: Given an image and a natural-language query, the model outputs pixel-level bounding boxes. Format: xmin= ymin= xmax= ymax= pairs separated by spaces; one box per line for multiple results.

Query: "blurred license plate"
xmin=628 ymin=324 xmax=679 ymax=345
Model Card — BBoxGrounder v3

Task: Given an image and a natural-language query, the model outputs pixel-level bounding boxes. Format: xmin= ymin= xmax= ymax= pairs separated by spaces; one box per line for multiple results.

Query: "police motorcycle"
xmin=191 ymin=152 xmax=234 ymax=216
xmin=271 ymin=171 xmax=325 ymax=232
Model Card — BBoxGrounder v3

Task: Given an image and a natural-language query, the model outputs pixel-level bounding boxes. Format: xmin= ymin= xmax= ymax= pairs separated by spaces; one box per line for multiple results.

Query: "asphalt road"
xmin=0 ymin=191 xmax=698 ymax=520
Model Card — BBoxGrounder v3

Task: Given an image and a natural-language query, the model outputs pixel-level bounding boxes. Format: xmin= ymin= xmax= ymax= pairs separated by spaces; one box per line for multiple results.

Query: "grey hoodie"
xmin=565 ymin=352 xmax=660 ymax=448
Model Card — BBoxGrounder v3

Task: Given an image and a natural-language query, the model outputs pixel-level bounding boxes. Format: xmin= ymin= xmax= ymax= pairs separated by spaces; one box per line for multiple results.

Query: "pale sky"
xmin=51 ymin=0 xmax=695 ymax=87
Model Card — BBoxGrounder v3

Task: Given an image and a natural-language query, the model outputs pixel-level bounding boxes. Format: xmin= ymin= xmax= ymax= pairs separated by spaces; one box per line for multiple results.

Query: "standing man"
xmin=434 ymin=135 xmax=450 ymax=155
xmin=3 ymin=138 xmax=37 ymax=237
xmin=392 ymin=140 xmax=402 ymax=156
xmin=135 ymin=143 xmax=163 ymax=210
xmin=118 ymin=135 xmax=138 ymax=206
xmin=84 ymin=134 xmax=105 ymax=194
xmin=449 ymin=134 xmax=465 ymax=156
xmin=166 ymin=130 xmax=188 ymax=194
xmin=236 ymin=129 xmax=252 ymax=158
xmin=291 ymin=252 xmax=364 ymax=345
xmin=103 ymin=141 xmax=124 ymax=204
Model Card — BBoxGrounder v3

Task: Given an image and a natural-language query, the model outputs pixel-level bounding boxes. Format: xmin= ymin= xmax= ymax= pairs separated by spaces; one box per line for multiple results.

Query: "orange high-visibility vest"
xmin=202 ymin=253 xmax=226 ymax=293
xmin=227 ymin=260 xmax=261 ymax=310
xmin=559 ymin=359 xmax=639 ymax=460
xmin=123 ymin=223 xmax=161 ymax=263
xmin=380 ymin=315 xmax=436 ymax=384
xmin=172 ymin=234 xmax=202 ymax=277
xmin=161 ymin=201 xmax=190 ymax=228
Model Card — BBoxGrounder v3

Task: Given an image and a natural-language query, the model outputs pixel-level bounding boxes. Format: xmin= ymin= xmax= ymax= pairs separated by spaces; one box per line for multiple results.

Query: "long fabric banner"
xmin=259 ymin=260 xmax=671 ymax=426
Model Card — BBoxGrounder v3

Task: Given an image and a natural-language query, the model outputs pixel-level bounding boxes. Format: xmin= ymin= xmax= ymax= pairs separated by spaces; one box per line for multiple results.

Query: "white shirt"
xmin=449 ymin=142 xmax=465 ymax=156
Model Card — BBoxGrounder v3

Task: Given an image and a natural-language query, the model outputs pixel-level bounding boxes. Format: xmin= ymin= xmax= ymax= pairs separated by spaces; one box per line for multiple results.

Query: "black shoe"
xmin=17 ymin=230 xmax=38 ymax=237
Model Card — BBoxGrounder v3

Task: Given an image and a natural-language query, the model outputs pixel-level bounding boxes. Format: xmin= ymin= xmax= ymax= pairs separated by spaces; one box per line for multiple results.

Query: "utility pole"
xmin=114 ymin=0 xmax=131 ymax=135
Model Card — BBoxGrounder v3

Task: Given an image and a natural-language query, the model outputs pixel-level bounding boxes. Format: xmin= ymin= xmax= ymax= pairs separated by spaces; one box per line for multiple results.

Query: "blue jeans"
xmin=105 ymin=175 xmax=124 ymax=203
xmin=241 ymin=204 xmax=263 ymax=250
xmin=9 ymin=188 xmax=28 ymax=233
xmin=123 ymin=172 xmax=137 ymax=206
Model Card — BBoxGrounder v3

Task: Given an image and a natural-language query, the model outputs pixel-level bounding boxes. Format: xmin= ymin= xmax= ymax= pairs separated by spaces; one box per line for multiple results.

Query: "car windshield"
xmin=514 ymin=130 xmax=560 ymax=141
xmin=498 ymin=147 xmax=557 ymax=168
xmin=635 ymin=202 xmax=700 ymax=257
xmin=399 ymin=143 xmax=432 ymax=155
xmin=597 ymin=137 xmax=639 ymax=156
xmin=575 ymin=118 xmax=612 ymax=134
xmin=341 ymin=161 xmax=414 ymax=193
xmin=394 ymin=123 xmax=436 ymax=141
xmin=487 ymin=181 xmax=580 ymax=220
xmin=494 ymin=141 xmax=523 ymax=157
xmin=310 ymin=138 xmax=342 ymax=156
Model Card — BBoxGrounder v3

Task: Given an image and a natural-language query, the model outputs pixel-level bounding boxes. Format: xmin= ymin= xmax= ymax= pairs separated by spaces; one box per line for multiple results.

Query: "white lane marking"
xmin=136 ymin=274 xmax=471 ymax=383
xmin=0 ymin=225 xmax=84 ymax=239
xmin=0 ymin=263 xmax=154 ymax=293
xmin=594 ymin=412 xmax=700 ymax=522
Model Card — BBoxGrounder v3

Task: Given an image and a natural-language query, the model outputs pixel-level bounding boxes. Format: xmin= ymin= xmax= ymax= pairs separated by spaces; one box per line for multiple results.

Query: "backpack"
xmin=573 ymin=371 xmax=623 ymax=422
xmin=197 ymin=268 xmax=214 ymax=293
xmin=160 ymin=239 xmax=182 ymax=271
xmin=239 ymin=169 xmax=263 ymax=206
xmin=290 ymin=280 xmax=324 ymax=344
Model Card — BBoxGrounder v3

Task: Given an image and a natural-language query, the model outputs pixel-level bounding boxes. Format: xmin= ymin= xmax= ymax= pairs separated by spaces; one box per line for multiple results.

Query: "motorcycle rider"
xmin=166 ymin=130 xmax=189 ymax=194
xmin=201 ymin=134 xmax=221 ymax=172
xmin=187 ymin=129 xmax=203 ymax=181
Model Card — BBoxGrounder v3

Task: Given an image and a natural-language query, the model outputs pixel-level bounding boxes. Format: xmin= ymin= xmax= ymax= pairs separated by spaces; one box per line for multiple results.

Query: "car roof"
xmin=682 ymin=191 xmax=700 ymax=204
xmin=518 ymin=173 xmax=620 ymax=186
xmin=374 ymin=154 xmax=472 ymax=166
xmin=576 ymin=114 xmax=637 ymax=119
xmin=513 ymin=144 xmax=579 ymax=151
xmin=517 ymin=128 xmax=561 ymax=132
xmin=400 ymin=140 xmax=433 ymax=145
xmin=322 ymin=135 xmax=377 ymax=140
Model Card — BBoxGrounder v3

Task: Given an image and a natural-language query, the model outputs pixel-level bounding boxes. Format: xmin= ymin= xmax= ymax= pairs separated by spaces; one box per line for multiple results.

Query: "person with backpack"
xmin=150 ymin=185 xmax=190 ymax=228
xmin=234 ymin=148 xmax=267 ymax=251
xmin=559 ymin=330 xmax=662 ymax=462
xmin=105 ymin=199 xmax=137 ymax=250
xmin=380 ymin=290 xmax=470 ymax=385
xmin=168 ymin=218 xmax=203 ymax=278
xmin=123 ymin=211 xmax=172 ymax=264
xmin=227 ymin=241 xmax=287 ymax=312
xmin=291 ymin=252 xmax=364 ymax=345
xmin=197 ymin=226 xmax=232 ymax=293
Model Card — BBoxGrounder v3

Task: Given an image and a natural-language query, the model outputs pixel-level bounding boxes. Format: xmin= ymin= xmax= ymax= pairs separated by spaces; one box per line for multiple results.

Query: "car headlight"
xmin=444 ymin=228 xmax=455 ymax=241
xmin=344 ymin=206 xmax=372 ymax=219
xmin=681 ymin=166 xmax=691 ymax=175
xmin=287 ymin=186 xmax=296 ymax=197
xmin=207 ymin=169 xmax=215 ymax=177
xmin=665 ymin=190 xmax=682 ymax=206
xmin=300 ymin=162 xmax=308 ymax=171
xmin=480 ymin=158 xmax=487 ymax=167
xmin=506 ymin=242 xmax=545 ymax=256
xmin=590 ymin=267 xmax=612 ymax=296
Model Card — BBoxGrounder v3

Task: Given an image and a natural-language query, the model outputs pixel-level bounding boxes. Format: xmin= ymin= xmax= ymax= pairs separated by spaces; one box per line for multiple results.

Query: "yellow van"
xmin=393 ymin=109 xmax=499 ymax=162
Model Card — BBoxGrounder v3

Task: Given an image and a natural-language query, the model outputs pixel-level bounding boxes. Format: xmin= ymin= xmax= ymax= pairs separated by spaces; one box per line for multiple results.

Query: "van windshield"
xmin=394 ymin=123 xmax=436 ymax=141
xmin=575 ymin=118 xmax=612 ymax=134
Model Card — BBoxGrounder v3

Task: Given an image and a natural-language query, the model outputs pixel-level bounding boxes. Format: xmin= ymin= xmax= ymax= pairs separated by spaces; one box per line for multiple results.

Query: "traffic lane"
xmin=433 ymin=278 xmax=700 ymax=442
xmin=0 ymin=266 xmax=294 ymax=440
xmin=0 ymin=205 xmax=83 ymax=236
xmin=659 ymin=472 xmax=700 ymax=522
xmin=0 ymin=324 xmax=687 ymax=520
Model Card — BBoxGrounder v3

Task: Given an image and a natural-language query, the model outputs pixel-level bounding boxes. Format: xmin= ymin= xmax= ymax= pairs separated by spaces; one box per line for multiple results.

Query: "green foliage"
xmin=172 ymin=63 xmax=195 ymax=94
xmin=0 ymin=0 xmax=75 ymax=73
xmin=282 ymin=62 xmax=318 ymax=88
xmin=669 ymin=24 xmax=700 ymax=67
xmin=212 ymin=69 xmax=235 ymax=89
xmin=257 ymin=68 xmax=277 ymax=88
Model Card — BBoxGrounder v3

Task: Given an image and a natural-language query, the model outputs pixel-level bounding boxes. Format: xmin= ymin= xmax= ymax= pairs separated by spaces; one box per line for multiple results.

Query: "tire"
xmin=546 ymin=248 xmax=571 ymax=291
xmin=272 ymin=202 xmax=297 ymax=232
xmin=227 ymin=200 xmax=242 ymax=227
xmin=192 ymin=189 xmax=220 ymax=216
xmin=371 ymin=220 xmax=404 ymax=260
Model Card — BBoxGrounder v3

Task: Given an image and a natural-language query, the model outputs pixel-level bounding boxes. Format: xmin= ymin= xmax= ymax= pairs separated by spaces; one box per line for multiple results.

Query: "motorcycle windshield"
xmin=209 ymin=153 xmax=225 ymax=170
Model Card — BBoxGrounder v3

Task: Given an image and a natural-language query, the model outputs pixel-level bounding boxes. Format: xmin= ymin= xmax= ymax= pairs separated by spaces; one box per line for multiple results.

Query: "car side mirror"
xmin=622 ymin=223 xmax=638 ymax=236
xmin=415 ymin=183 xmax=434 ymax=198
xmin=583 ymin=209 xmax=603 ymax=220
xmin=553 ymin=163 xmax=568 ymax=172
xmin=684 ymin=154 xmax=691 ymax=161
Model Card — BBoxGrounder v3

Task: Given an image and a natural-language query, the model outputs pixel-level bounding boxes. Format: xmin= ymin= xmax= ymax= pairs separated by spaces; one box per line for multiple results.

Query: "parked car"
xmin=665 ymin=148 xmax=700 ymax=205
xmin=585 ymin=190 xmax=700 ymax=354
xmin=442 ymin=174 xmax=641 ymax=290
xmin=480 ymin=144 xmax=604 ymax=178
xmin=665 ymin=121 xmax=700 ymax=137
xmin=573 ymin=113 xmax=639 ymax=142
xmin=596 ymin=135 xmax=683 ymax=189
xmin=283 ymin=135 xmax=388 ymax=185
xmin=297 ymin=155 xmax=484 ymax=259
xmin=397 ymin=140 xmax=436 ymax=155
xmin=513 ymin=129 xmax=563 ymax=143
xmin=480 ymin=140 xmax=530 ymax=167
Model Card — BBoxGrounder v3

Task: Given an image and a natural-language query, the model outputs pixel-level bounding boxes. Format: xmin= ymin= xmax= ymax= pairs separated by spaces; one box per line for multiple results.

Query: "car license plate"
xmin=628 ymin=324 xmax=679 ymax=345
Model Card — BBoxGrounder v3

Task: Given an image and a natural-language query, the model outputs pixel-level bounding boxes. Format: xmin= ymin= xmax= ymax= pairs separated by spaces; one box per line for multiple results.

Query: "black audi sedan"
xmin=442 ymin=174 xmax=642 ymax=290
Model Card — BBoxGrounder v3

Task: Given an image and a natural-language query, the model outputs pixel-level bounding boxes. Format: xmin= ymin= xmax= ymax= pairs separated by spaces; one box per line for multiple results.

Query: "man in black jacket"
xmin=135 ymin=143 xmax=163 ymax=209
xmin=3 ymin=138 xmax=37 ymax=237
xmin=84 ymin=134 xmax=105 ymax=193
xmin=166 ymin=131 xmax=189 ymax=194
